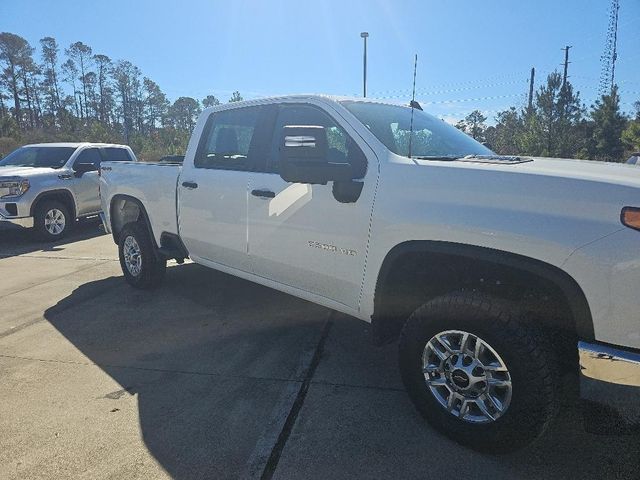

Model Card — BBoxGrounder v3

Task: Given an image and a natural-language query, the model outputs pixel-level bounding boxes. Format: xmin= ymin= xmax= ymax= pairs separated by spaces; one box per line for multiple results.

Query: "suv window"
xmin=195 ymin=106 xmax=263 ymax=170
xmin=101 ymin=147 xmax=132 ymax=162
xmin=267 ymin=104 xmax=366 ymax=177
xmin=74 ymin=148 xmax=102 ymax=167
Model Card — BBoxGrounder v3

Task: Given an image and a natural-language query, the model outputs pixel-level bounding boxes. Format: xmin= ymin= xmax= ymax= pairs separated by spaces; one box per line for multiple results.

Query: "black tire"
xmin=118 ymin=222 xmax=166 ymax=289
xmin=399 ymin=291 xmax=559 ymax=453
xmin=34 ymin=200 xmax=72 ymax=241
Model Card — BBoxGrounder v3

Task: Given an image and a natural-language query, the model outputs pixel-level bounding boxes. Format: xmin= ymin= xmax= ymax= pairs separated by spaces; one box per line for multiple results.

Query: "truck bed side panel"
xmin=100 ymin=161 xmax=180 ymax=245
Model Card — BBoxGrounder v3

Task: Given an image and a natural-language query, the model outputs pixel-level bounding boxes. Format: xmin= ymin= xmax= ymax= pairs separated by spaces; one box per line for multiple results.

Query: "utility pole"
xmin=360 ymin=32 xmax=369 ymax=97
xmin=561 ymin=46 xmax=572 ymax=89
xmin=527 ymin=67 xmax=535 ymax=111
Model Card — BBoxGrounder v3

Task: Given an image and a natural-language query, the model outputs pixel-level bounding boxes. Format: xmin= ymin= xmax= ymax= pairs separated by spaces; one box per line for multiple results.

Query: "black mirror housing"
xmin=74 ymin=162 xmax=97 ymax=175
xmin=279 ymin=125 xmax=352 ymax=184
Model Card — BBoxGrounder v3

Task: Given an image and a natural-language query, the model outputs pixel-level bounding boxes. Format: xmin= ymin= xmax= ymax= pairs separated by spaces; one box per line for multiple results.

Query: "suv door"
xmin=70 ymin=147 xmax=101 ymax=215
xmin=178 ymin=105 xmax=268 ymax=273
xmin=247 ymin=102 xmax=377 ymax=311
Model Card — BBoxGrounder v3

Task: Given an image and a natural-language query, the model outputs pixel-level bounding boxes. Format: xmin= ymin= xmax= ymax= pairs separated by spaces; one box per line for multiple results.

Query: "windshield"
xmin=0 ymin=146 xmax=77 ymax=169
xmin=341 ymin=101 xmax=493 ymax=158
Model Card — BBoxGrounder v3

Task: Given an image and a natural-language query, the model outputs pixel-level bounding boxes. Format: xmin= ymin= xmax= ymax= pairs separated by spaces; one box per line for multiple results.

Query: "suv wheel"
xmin=118 ymin=222 xmax=166 ymax=289
xmin=34 ymin=200 xmax=71 ymax=241
xmin=399 ymin=291 xmax=559 ymax=453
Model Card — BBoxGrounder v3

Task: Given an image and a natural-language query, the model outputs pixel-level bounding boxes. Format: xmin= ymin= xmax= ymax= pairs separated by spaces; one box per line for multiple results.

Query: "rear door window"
xmin=101 ymin=147 xmax=133 ymax=162
xmin=195 ymin=106 xmax=264 ymax=171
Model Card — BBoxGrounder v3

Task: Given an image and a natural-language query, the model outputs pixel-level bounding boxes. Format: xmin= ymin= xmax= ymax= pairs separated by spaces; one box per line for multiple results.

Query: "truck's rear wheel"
xmin=34 ymin=200 xmax=71 ymax=241
xmin=399 ymin=291 xmax=559 ymax=453
xmin=118 ymin=222 xmax=166 ymax=289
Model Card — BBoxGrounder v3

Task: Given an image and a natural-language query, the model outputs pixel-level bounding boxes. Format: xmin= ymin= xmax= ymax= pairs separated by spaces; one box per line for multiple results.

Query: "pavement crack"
xmin=259 ymin=315 xmax=333 ymax=480
xmin=0 ymin=353 xmax=301 ymax=384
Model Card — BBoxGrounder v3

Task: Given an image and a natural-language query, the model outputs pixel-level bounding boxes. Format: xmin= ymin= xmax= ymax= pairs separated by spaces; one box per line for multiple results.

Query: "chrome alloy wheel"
xmin=44 ymin=208 xmax=66 ymax=235
xmin=422 ymin=330 xmax=512 ymax=424
xmin=123 ymin=235 xmax=142 ymax=276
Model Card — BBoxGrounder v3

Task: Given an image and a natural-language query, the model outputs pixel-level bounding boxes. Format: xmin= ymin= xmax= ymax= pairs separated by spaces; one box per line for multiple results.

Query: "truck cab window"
xmin=74 ymin=148 xmax=102 ymax=168
xmin=268 ymin=104 xmax=367 ymax=178
xmin=195 ymin=106 xmax=262 ymax=171
xmin=101 ymin=147 xmax=133 ymax=162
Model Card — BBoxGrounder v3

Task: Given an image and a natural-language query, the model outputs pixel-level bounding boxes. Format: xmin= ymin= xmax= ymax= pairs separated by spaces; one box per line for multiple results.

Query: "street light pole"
xmin=360 ymin=32 xmax=369 ymax=97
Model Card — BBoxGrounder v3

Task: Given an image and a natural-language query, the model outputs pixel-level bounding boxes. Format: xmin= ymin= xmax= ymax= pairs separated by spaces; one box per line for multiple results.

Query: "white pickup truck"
xmin=100 ymin=95 xmax=640 ymax=452
xmin=0 ymin=142 xmax=135 ymax=239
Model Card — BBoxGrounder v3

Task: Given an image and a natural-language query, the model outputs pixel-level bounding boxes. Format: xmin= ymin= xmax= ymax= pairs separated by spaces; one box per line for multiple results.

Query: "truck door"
xmin=247 ymin=102 xmax=378 ymax=311
xmin=70 ymin=147 xmax=101 ymax=215
xmin=178 ymin=105 xmax=267 ymax=273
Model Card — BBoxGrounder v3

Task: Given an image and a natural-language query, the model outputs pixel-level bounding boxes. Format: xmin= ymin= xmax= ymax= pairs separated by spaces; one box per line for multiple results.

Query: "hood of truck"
xmin=510 ymin=157 xmax=640 ymax=189
xmin=0 ymin=166 xmax=60 ymax=178
xmin=411 ymin=156 xmax=640 ymax=190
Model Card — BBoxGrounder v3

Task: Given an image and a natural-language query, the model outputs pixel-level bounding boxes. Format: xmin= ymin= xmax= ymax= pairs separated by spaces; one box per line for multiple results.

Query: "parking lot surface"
xmin=1 ymin=223 xmax=638 ymax=479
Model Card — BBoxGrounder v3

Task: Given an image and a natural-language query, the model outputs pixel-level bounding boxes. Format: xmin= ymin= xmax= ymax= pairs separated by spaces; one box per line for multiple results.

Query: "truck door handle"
xmin=182 ymin=181 xmax=198 ymax=189
xmin=251 ymin=189 xmax=275 ymax=198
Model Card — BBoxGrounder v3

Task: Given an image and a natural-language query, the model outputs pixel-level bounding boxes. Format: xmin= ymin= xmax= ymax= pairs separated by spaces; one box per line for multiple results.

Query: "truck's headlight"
xmin=0 ymin=178 xmax=30 ymax=198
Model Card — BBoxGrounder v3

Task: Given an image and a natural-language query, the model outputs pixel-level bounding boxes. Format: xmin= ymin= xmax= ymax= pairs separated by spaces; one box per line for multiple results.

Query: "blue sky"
xmin=1 ymin=0 xmax=639 ymax=123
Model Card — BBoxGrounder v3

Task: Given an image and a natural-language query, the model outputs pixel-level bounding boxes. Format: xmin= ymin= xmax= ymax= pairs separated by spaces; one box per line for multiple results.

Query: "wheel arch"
xmin=109 ymin=194 xmax=157 ymax=247
xmin=30 ymin=189 xmax=77 ymax=220
xmin=372 ymin=240 xmax=594 ymax=345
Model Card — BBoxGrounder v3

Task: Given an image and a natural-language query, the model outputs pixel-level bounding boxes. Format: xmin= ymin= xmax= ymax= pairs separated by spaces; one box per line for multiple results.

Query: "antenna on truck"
xmin=408 ymin=54 xmax=418 ymax=159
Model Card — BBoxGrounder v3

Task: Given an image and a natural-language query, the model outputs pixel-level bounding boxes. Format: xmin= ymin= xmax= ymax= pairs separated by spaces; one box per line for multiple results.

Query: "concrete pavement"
xmin=0 ymin=223 xmax=638 ymax=479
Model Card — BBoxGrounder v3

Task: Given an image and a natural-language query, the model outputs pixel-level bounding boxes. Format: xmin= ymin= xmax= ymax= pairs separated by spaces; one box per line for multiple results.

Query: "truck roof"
xmin=202 ymin=94 xmax=412 ymax=112
xmin=22 ymin=142 xmax=130 ymax=149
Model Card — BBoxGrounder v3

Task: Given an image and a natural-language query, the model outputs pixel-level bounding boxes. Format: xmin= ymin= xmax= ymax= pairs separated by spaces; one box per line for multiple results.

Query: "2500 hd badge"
xmin=308 ymin=240 xmax=358 ymax=256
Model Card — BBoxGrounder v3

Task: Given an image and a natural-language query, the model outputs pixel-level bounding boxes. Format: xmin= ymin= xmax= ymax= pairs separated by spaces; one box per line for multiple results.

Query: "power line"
xmin=373 ymin=78 xmax=529 ymax=99
xmin=416 ymin=93 xmax=525 ymax=106
xmin=368 ymin=71 xmax=529 ymax=97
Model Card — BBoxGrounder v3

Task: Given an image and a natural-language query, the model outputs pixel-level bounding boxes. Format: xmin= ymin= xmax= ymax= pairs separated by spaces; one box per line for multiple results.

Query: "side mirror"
xmin=73 ymin=161 xmax=97 ymax=176
xmin=279 ymin=126 xmax=352 ymax=185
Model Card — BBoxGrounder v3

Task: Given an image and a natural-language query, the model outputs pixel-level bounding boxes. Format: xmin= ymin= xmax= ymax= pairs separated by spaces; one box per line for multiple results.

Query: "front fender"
xmin=563 ymin=227 xmax=640 ymax=350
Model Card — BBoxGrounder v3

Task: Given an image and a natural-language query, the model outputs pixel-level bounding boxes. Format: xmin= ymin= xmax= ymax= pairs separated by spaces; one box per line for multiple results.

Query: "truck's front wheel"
xmin=34 ymin=200 xmax=71 ymax=241
xmin=399 ymin=292 xmax=559 ymax=453
xmin=118 ymin=222 xmax=166 ymax=289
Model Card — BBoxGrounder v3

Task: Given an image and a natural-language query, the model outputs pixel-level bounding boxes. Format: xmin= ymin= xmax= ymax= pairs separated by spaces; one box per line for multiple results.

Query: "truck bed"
xmin=100 ymin=161 xmax=181 ymax=245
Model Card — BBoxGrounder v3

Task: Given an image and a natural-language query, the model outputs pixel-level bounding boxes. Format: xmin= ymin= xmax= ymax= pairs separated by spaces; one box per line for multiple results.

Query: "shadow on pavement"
xmin=0 ymin=218 xmax=105 ymax=258
xmin=44 ymin=263 xmax=330 ymax=479
xmin=43 ymin=262 xmax=640 ymax=479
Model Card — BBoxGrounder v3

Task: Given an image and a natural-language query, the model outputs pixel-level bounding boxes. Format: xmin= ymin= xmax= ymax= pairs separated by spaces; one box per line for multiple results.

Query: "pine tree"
xmin=590 ymin=86 xmax=627 ymax=161
xmin=0 ymin=32 xmax=35 ymax=129
xmin=228 ymin=91 xmax=243 ymax=103
xmin=621 ymin=101 xmax=640 ymax=154
xmin=202 ymin=95 xmax=220 ymax=108
xmin=66 ymin=41 xmax=93 ymax=119
xmin=143 ymin=77 xmax=168 ymax=132
xmin=93 ymin=54 xmax=113 ymax=124
xmin=454 ymin=110 xmax=487 ymax=142
xmin=169 ymin=97 xmax=201 ymax=131
xmin=488 ymin=107 xmax=523 ymax=155
xmin=40 ymin=37 xmax=62 ymax=118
